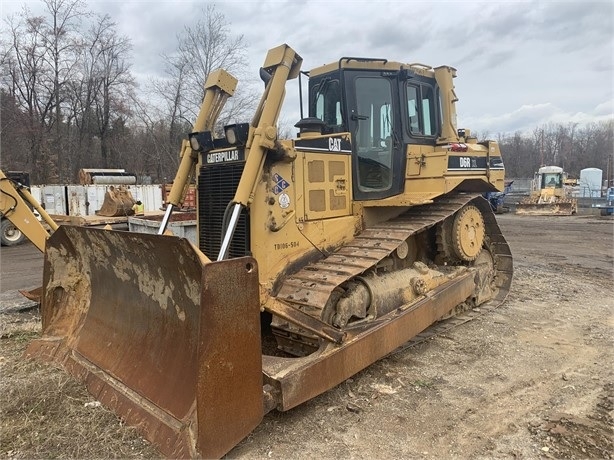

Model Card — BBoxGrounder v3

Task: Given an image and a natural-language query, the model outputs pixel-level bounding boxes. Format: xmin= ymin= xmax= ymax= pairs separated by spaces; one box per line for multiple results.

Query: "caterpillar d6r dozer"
xmin=26 ymin=44 xmax=513 ymax=458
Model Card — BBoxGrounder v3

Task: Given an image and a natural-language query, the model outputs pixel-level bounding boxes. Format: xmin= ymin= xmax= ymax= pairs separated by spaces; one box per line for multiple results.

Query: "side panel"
xmin=362 ymin=142 xmax=505 ymax=207
xmin=67 ymin=185 xmax=87 ymax=216
xmin=302 ymin=152 xmax=352 ymax=221
xmin=41 ymin=185 xmax=67 ymax=215
xmin=248 ymin=147 xmax=357 ymax=293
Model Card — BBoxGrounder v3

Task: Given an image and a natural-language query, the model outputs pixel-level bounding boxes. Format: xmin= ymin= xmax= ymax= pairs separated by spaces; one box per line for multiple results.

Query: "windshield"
xmin=542 ymin=173 xmax=562 ymax=188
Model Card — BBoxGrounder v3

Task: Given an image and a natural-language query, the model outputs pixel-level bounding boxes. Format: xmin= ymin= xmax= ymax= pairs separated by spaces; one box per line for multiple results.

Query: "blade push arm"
xmin=0 ymin=170 xmax=58 ymax=252
xmin=218 ymin=44 xmax=303 ymax=260
xmin=159 ymin=69 xmax=238 ymax=235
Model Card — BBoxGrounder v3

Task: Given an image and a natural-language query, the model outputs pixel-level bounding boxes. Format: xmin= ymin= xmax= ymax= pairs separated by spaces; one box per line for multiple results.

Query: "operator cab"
xmin=536 ymin=166 xmax=565 ymax=190
xmin=541 ymin=172 xmax=563 ymax=189
xmin=306 ymin=59 xmax=443 ymax=201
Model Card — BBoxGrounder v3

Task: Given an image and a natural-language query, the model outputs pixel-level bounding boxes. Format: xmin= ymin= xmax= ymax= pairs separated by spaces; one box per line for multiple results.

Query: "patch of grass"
xmin=0 ymin=333 xmax=160 ymax=459
xmin=412 ymin=379 xmax=434 ymax=389
xmin=1 ymin=330 xmax=40 ymax=343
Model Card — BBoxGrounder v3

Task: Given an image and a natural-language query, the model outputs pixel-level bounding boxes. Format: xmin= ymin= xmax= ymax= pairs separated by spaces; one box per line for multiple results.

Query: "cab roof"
xmin=308 ymin=58 xmax=447 ymax=79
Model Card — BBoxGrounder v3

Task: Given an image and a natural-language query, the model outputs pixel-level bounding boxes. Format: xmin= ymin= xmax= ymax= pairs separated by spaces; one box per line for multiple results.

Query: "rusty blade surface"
xmin=197 ymin=258 xmax=263 ymax=458
xmin=27 ymin=226 xmax=263 ymax=458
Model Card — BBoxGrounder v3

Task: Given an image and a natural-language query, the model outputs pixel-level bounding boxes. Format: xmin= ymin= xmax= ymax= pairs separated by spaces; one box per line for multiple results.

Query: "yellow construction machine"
xmin=516 ymin=165 xmax=577 ymax=215
xmin=0 ymin=170 xmax=59 ymax=300
xmin=25 ymin=44 xmax=513 ymax=458
xmin=0 ymin=170 xmax=58 ymax=251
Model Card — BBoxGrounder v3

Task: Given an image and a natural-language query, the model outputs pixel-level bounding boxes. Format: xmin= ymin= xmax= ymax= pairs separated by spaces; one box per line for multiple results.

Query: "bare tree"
xmin=3 ymin=10 xmax=56 ymax=182
xmin=87 ymin=14 xmax=134 ymax=168
xmin=150 ymin=52 xmax=189 ymax=169
xmin=148 ymin=4 xmax=258 ymax=177
xmin=175 ymin=4 xmax=256 ymax=124
xmin=0 ymin=89 xmax=31 ymax=171
xmin=40 ymin=0 xmax=87 ymax=180
xmin=499 ymin=120 xmax=614 ymax=179
xmin=1 ymin=1 xmax=87 ymax=182
xmin=63 ymin=15 xmax=110 ymax=175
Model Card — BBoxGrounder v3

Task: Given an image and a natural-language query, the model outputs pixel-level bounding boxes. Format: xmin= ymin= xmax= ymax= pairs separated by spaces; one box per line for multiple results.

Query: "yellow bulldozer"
xmin=516 ymin=165 xmax=578 ymax=215
xmin=18 ymin=44 xmax=512 ymax=458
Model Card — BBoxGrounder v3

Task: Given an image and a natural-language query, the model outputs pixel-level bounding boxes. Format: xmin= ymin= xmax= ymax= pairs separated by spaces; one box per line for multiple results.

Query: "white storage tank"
xmin=579 ymin=168 xmax=602 ymax=198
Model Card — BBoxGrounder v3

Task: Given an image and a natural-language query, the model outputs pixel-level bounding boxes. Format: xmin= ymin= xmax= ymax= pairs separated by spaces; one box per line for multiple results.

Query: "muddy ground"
xmin=1 ymin=213 xmax=612 ymax=459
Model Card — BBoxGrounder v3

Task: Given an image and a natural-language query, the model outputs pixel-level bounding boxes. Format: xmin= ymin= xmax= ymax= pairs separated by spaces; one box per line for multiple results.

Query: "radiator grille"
xmin=198 ymin=162 xmax=250 ymax=260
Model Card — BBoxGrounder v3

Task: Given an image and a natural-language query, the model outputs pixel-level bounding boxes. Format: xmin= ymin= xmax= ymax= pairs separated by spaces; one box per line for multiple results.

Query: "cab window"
xmin=313 ymin=79 xmax=343 ymax=130
xmin=542 ymin=173 xmax=562 ymax=188
xmin=406 ymin=83 xmax=437 ymax=137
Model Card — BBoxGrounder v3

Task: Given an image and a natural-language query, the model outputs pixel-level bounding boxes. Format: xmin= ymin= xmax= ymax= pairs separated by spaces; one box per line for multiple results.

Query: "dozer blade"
xmin=26 ymin=226 xmax=263 ymax=458
xmin=516 ymin=202 xmax=575 ymax=215
xmin=96 ymin=185 xmax=135 ymax=216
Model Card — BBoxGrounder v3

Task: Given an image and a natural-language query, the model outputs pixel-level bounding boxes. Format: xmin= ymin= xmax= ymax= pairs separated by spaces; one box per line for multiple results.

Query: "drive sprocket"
xmin=451 ymin=204 xmax=485 ymax=262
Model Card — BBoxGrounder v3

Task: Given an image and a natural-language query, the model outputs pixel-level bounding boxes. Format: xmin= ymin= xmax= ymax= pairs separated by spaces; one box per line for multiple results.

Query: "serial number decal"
xmin=274 ymin=241 xmax=299 ymax=251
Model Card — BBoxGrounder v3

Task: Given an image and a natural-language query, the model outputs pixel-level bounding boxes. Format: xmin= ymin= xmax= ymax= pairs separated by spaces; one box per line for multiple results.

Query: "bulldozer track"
xmin=273 ymin=194 xmax=513 ymax=351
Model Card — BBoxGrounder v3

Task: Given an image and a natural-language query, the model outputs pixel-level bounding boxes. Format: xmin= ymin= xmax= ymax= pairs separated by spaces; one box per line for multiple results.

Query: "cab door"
xmin=345 ymin=72 xmax=405 ymax=200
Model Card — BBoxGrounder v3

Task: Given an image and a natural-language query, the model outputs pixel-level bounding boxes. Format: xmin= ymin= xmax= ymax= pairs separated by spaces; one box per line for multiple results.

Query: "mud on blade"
xmin=26 ymin=226 xmax=263 ymax=458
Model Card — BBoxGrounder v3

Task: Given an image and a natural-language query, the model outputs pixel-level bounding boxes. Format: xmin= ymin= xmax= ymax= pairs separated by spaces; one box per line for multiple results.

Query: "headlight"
xmin=226 ymin=126 xmax=237 ymax=145
xmin=223 ymin=123 xmax=250 ymax=146
xmin=188 ymin=131 xmax=214 ymax=152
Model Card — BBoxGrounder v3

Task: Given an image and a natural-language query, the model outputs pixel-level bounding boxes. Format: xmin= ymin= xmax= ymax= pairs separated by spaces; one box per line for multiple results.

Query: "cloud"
xmin=592 ymin=99 xmax=614 ymax=117
xmin=1 ymin=0 xmax=612 ymax=133
xmin=461 ymin=101 xmax=614 ymax=134
xmin=534 ymin=1 xmax=613 ymax=47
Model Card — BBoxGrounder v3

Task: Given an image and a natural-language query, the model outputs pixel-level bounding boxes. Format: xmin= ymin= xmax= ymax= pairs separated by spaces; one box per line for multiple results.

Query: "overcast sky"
xmin=2 ymin=0 xmax=613 ymax=135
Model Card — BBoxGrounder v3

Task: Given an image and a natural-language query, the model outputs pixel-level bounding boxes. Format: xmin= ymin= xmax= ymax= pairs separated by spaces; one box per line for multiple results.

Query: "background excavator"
xmin=0 ymin=170 xmax=58 ymax=251
xmin=24 ymin=44 xmax=513 ymax=458
xmin=1 ymin=168 xmax=135 ymax=247
xmin=0 ymin=170 xmax=59 ymax=300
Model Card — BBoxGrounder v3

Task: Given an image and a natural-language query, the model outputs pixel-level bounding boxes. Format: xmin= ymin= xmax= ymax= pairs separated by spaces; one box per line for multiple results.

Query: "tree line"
xmin=495 ymin=121 xmax=613 ymax=181
xmin=1 ymin=0 xmax=254 ymax=184
xmin=1 ymin=0 xmax=612 ymax=185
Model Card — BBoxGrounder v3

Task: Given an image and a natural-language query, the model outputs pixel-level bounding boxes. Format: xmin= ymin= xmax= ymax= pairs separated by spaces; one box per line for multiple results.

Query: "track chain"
xmin=272 ymin=194 xmax=513 ymax=354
